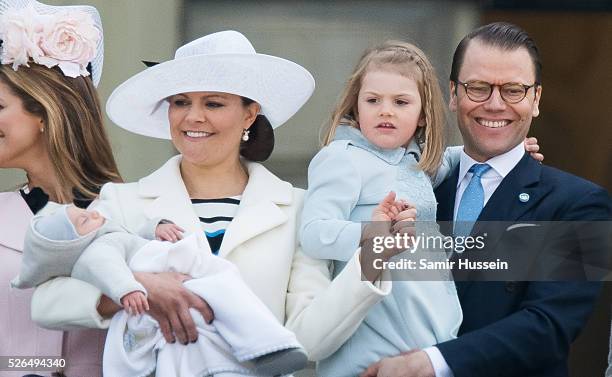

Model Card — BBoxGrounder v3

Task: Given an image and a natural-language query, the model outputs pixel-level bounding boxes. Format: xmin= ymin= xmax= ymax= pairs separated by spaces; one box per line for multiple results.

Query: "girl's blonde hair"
xmin=0 ymin=64 xmax=122 ymax=203
xmin=323 ymin=40 xmax=446 ymax=175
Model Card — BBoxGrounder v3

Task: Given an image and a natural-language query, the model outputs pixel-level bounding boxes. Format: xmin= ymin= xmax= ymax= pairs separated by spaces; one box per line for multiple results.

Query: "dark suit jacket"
xmin=435 ymin=154 xmax=611 ymax=377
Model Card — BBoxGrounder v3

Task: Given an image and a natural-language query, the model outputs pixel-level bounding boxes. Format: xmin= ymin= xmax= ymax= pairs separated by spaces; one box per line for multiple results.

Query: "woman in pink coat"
xmin=0 ymin=1 xmax=121 ymax=375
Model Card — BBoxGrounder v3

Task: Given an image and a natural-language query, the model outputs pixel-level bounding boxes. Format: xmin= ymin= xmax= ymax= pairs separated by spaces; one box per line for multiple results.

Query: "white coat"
xmin=32 ymin=155 xmax=390 ymax=361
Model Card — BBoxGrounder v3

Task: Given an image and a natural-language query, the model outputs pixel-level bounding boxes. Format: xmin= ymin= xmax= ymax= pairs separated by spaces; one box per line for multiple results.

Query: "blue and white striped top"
xmin=191 ymin=196 xmax=241 ymax=255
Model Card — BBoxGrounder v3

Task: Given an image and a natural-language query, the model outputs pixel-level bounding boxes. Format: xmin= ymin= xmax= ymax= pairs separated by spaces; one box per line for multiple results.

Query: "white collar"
xmin=138 ymin=154 xmax=294 ymax=206
xmin=457 ymin=142 xmax=526 ymax=187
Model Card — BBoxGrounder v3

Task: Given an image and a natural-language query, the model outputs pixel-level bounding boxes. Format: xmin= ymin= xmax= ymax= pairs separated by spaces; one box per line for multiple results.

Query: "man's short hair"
xmin=450 ymin=22 xmax=542 ymax=85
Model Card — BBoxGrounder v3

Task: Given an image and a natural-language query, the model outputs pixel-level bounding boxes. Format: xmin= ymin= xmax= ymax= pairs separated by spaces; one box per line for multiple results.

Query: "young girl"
xmin=299 ymin=41 xmax=539 ymax=376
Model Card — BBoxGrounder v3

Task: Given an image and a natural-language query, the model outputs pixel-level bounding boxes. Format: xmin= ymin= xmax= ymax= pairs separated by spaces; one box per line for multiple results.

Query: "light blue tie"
xmin=454 ymin=163 xmax=491 ymax=237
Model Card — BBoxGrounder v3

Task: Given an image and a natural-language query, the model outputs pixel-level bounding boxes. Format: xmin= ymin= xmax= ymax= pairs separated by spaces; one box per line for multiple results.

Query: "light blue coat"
xmin=300 ymin=125 xmax=463 ymax=377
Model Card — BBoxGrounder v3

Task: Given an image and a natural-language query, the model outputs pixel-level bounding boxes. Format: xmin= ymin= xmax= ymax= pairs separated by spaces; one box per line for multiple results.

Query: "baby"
xmin=14 ymin=205 xmax=307 ymax=377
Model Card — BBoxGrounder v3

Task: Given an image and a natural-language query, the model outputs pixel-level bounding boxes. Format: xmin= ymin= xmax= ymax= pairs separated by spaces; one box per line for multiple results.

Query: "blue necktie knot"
xmin=469 ymin=163 xmax=491 ymax=178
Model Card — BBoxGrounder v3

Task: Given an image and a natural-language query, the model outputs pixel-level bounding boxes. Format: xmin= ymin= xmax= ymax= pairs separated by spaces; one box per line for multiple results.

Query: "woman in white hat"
xmin=32 ymin=30 xmax=391 ymax=370
xmin=0 ymin=0 xmax=120 ymax=376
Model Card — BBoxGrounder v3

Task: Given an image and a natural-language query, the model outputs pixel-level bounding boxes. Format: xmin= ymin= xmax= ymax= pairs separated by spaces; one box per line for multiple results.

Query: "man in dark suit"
xmin=361 ymin=22 xmax=611 ymax=377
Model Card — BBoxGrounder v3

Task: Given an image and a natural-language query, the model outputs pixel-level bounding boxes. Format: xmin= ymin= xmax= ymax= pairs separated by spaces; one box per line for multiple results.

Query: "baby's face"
xmin=66 ymin=206 xmax=106 ymax=236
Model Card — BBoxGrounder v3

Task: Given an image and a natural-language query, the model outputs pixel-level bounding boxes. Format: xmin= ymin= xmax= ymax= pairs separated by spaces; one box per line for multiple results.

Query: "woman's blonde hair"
xmin=0 ymin=64 xmax=122 ymax=203
xmin=323 ymin=40 xmax=446 ymax=175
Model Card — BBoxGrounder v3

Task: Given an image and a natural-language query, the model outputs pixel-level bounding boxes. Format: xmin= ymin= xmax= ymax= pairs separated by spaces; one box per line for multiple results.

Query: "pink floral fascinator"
xmin=0 ymin=0 xmax=104 ymax=86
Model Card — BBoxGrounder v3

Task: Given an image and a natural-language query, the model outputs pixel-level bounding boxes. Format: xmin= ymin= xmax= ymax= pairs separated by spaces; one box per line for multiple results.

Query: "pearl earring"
xmin=242 ymin=129 xmax=250 ymax=142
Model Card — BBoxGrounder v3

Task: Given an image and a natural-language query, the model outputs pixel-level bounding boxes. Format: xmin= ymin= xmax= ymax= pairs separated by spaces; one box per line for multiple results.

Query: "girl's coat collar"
xmin=334 ymin=125 xmax=421 ymax=165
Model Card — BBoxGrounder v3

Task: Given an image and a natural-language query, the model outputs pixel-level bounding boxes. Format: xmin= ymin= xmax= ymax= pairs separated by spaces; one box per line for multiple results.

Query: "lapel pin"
xmin=519 ymin=193 xmax=530 ymax=203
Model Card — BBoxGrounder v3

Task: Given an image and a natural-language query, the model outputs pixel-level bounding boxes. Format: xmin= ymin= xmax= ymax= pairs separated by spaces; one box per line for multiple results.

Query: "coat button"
xmin=505 ymin=281 xmax=516 ymax=292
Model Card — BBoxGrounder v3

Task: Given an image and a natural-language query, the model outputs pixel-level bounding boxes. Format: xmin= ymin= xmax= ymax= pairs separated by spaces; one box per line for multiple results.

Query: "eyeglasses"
xmin=456 ymin=80 xmax=538 ymax=104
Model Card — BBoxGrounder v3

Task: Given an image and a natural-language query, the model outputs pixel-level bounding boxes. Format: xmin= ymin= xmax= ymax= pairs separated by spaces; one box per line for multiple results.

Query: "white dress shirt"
xmin=424 ymin=141 xmax=526 ymax=377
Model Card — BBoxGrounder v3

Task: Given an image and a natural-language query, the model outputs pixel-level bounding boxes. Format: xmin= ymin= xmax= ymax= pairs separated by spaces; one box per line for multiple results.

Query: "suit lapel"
xmin=461 ymin=156 xmax=552 ymax=296
xmin=474 ymin=155 xmax=551 ymax=235
xmin=434 ymin=155 xmax=549 ymax=225
xmin=435 ymin=165 xmax=460 ymax=234
xmin=438 ymin=156 xmax=552 ymax=297
xmin=218 ymin=162 xmax=291 ymax=258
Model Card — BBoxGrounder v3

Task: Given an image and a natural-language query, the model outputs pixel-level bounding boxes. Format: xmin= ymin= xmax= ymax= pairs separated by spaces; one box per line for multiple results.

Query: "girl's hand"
xmin=120 ymin=291 xmax=149 ymax=315
xmin=363 ymin=193 xmax=418 ymax=254
xmin=155 ymin=223 xmax=185 ymax=242
xmin=371 ymin=191 xmax=403 ymax=222
xmin=524 ymin=137 xmax=544 ymax=162
xmin=363 ymin=192 xmax=404 ymax=247
xmin=134 ymin=271 xmax=214 ymax=345
xmin=360 ymin=193 xmax=418 ymax=282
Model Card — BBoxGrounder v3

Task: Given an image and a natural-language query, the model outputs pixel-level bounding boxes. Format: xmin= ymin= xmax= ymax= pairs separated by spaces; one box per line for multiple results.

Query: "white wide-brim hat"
xmin=0 ymin=0 xmax=104 ymax=86
xmin=106 ymin=30 xmax=315 ymax=139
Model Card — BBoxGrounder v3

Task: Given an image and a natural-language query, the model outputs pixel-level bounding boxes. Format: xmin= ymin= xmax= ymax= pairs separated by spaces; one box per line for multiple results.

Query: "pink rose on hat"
xmin=37 ymin=9 xmax=100 ymax=77
xmin=0 ymin=5 xmax=100 ymax=78
xmin=0 ymin=6 xmax=44 ymax=70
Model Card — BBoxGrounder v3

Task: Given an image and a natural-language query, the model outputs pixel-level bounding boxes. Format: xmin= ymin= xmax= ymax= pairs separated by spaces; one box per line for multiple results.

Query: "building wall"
xmin=483 ymin=11 xmax=612 ymax=191
xmin=0 ymin=0 xmax=477 ymax=191
xmin=183 ymin=0 xmax=476 ymax=188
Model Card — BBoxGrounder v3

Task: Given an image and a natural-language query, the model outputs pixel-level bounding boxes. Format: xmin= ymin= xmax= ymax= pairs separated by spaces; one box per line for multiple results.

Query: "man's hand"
xmin=360 ymin=350 xmax=435 ymax=377
xmin=134 ymin=271 xmax=214 ymax=345
xmin=524 ymin=137 xmax=544 ymax=162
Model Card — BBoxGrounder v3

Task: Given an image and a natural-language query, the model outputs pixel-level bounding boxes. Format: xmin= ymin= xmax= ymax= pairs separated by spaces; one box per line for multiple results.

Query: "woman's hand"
xmin=134 ymin=271 xmax=214 ymax=345
xmin=524 ymin=137 xmax=544 ymax=162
